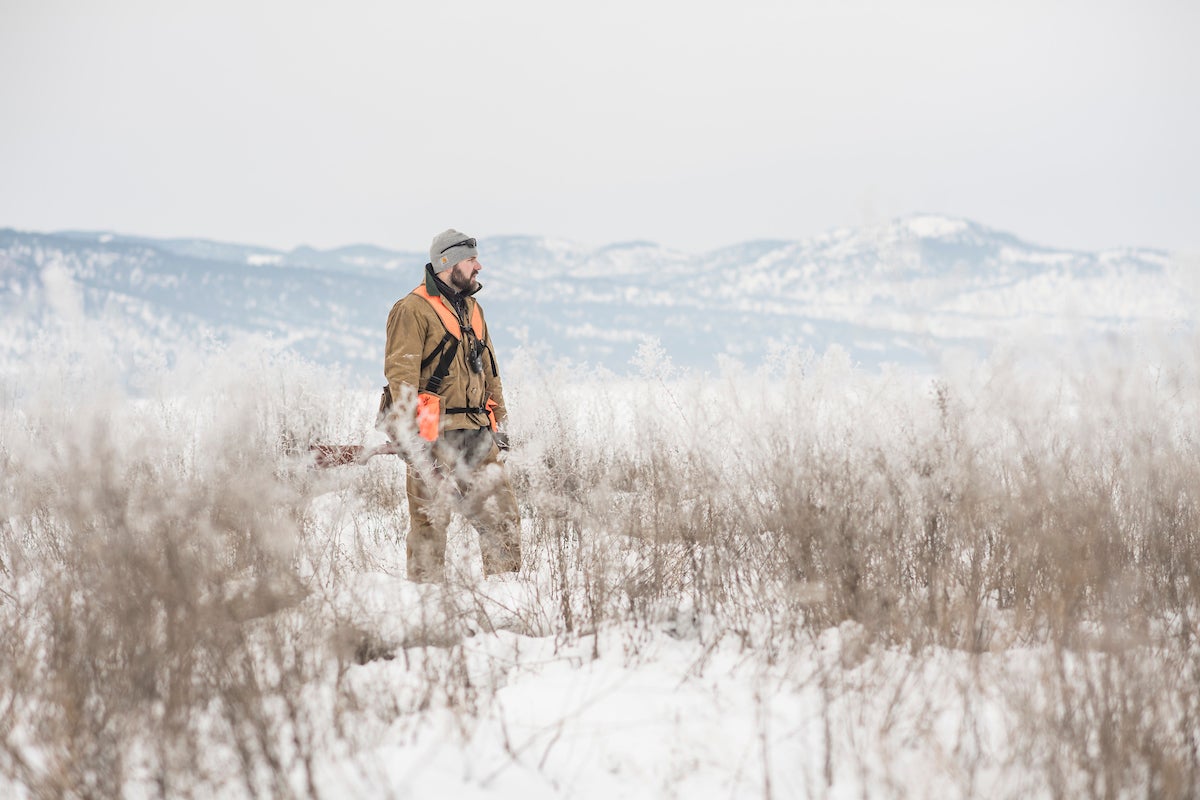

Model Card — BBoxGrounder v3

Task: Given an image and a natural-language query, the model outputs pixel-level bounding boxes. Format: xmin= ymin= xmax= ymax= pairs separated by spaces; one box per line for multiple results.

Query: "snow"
xmin=248 ymin=253 xmax=284 ymax=266
xmin=1 ymin=219 xmax=1198 ymax=798
xmin=2 ymin=218 xmax=1194 ymax=379
xmin=903 ymin=215 xmax=969 ymax=239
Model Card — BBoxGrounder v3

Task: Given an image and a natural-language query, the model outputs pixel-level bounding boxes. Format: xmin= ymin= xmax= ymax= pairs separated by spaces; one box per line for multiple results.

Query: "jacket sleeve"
xmin=480 ymin=307 xmax=508 ymax=429
xmin=384 ymin=298 xmax=426 ymax=410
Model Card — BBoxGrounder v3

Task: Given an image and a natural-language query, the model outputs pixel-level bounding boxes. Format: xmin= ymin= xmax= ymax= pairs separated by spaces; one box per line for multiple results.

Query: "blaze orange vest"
xmin=412 ymin=283 xmax=484 ymax=343
xmin=411 ymin=284 xmax=497 ymax=440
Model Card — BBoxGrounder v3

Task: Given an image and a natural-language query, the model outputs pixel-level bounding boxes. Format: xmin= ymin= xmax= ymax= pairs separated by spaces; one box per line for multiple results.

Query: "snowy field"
xmin=2 ymin=329 xmax=1200 ymax=798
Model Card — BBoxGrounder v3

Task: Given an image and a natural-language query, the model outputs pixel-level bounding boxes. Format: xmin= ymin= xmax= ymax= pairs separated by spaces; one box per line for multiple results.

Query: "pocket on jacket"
xmin=416 ymin=392 xmax=441 ymax=442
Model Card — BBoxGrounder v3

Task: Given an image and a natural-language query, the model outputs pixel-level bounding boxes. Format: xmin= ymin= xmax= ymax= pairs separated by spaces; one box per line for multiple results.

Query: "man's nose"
xmin=473 ymin=260 xmax=483 ymax=271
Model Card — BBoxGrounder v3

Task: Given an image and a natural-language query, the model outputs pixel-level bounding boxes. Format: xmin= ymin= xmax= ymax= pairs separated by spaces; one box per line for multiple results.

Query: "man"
xmin=381 ymin=229 xmax=521 ymax=582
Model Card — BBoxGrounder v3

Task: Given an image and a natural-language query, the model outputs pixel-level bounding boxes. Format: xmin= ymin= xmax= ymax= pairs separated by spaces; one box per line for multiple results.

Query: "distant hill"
xmin=1 ymin=216 xmax=1192 ymax=384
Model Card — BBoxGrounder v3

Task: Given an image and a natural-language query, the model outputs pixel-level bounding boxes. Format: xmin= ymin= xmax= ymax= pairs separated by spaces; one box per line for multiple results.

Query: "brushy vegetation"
xmin=1 ymin=334 xmax=1198 ymax=798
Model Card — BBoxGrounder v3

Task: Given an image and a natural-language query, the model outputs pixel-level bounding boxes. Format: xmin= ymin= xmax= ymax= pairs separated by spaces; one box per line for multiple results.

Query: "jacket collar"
xmin=424 ymin=262 xmax=482 ymax=300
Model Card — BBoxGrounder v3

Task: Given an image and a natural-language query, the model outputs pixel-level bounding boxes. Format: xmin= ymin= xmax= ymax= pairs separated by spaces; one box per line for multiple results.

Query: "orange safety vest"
xmin=411 ymin=284 xmax=497 ymax=441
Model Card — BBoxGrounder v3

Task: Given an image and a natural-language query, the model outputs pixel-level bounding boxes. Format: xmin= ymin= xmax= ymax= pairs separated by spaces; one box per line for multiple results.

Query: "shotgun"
xmin=309 ymin=441 xmax=404 ymax=468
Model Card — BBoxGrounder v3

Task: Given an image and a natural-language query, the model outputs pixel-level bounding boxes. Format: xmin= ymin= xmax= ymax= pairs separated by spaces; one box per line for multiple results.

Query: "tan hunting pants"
xmin=405 ymin=428 xmax=521 ymax=582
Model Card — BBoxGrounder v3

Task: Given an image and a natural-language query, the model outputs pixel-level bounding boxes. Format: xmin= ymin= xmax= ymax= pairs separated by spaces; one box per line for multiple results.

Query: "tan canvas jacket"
xmin=384 ymin=267 xmax=507 ymax=435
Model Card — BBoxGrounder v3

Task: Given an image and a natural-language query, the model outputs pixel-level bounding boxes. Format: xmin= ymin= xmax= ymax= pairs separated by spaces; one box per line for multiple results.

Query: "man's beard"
xmin=448 ymin=269 xmax=477 ymax=294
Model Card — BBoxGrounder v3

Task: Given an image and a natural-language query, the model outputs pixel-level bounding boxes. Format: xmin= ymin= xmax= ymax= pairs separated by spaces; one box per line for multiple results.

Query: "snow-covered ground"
xmin=2 ymin=320 xmax=1199 ymax=798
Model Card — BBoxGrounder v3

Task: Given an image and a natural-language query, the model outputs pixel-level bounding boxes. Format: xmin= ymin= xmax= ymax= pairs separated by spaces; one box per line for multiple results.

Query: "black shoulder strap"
xmin=423 ymin=334 xmax=459 ymax=395
xmin=415 ymin=294 xmax=477 ymax=395
xmin=485 ymin=342 xmax=499 ymax=378
xmin=420 ymin=333 xmax=452 ymax=370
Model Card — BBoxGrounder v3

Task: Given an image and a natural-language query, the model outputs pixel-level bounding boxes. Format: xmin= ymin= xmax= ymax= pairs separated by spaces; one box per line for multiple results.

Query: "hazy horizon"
xmin=3 ymin=1 xmax=1197 ymax=256
xmin=1 ymin=210 xmax=1180 ymax=257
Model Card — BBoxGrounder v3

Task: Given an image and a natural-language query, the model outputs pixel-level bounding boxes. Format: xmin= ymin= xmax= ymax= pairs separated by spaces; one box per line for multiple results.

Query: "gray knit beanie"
xmin=429 ymin=229 xmax=479 ymax=270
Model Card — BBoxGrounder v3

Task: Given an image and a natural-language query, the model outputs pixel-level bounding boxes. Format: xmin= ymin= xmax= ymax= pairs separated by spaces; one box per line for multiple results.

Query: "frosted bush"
xmin=1 ymin=331 xmax=1198 ymax=797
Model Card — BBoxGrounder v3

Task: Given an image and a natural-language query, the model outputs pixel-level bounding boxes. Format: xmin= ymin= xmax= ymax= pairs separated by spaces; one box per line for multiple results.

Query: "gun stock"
xmin=310 ymin=442 xmax=403 ymax=468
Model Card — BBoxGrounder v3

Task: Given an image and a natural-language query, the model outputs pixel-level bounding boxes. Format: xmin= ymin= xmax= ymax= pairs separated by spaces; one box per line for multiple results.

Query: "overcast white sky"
xmin=1 ymin=0 xmax=1197 ymax=254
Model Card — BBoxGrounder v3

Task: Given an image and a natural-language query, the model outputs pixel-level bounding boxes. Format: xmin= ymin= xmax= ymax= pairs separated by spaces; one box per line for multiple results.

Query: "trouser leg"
xmin=406 ymin=429 xmax=521 ymax=580
xmin=461 ymin=443 xmax=522 ymax=576
xmin=405 ymin=464 xmax=448 ymax=582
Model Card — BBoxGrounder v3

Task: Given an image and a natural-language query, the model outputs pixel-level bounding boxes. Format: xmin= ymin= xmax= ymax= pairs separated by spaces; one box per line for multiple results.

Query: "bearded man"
xmin=381 ymin=229 xmax=520 ymax=582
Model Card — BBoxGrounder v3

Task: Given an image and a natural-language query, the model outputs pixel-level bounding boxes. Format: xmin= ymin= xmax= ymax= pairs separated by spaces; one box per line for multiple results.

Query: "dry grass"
xmin=1 ymin=336 xmax=1198 ymax=797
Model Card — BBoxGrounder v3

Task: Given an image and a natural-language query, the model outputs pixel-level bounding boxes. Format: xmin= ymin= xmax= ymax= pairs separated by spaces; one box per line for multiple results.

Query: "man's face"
xmin=446 ymin=256 xmax=481 ymax=294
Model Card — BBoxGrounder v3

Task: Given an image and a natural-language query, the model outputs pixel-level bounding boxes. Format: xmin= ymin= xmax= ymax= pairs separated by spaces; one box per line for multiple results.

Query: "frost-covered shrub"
xmin=1 ymin=331 xmax=1198 ymax=797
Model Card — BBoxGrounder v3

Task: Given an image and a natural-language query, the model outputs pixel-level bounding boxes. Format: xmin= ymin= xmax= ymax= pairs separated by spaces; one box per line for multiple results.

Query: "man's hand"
xmin=493 ymin=429 xmax=511 ymax=452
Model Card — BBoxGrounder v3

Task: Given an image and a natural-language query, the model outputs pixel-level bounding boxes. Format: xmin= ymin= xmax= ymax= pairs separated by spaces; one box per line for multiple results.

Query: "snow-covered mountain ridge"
xmin=1 ymin=215 xmax=1192 ymax=383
